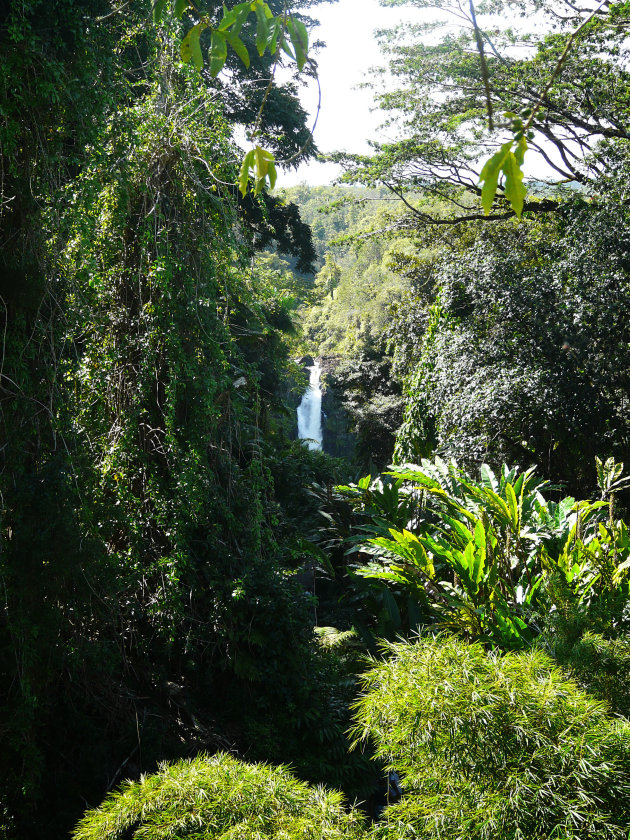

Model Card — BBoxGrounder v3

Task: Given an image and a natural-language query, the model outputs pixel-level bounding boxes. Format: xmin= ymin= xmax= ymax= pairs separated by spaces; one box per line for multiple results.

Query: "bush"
xmin=544 ymin=629 xmax=630 ymax=720
xmin=73 ymin=753 xmax=367 ymax=840
xmin=353 ymin=635 xmax=630 ymax=840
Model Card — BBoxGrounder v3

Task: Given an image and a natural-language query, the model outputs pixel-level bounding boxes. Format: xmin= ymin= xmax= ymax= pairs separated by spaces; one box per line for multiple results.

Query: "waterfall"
xmin=297 ymin=363 xmax=323 ymax=451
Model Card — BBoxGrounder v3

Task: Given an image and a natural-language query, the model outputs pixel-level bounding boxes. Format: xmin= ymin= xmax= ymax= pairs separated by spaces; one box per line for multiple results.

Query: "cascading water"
xmin=297 ymin=362 xmax=323 ymax=451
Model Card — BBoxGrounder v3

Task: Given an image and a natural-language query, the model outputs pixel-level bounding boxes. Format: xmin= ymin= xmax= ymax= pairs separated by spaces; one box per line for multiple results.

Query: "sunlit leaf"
xmin=180 ymin=23 xmax=204 ymax=69
xmin=479 ymin=141 xmax=510 ymax=215
xmin=503 ymin=150 xmax=527 ymax=219
xmin=239 ymin=150 xmax=255 ymax=197
xmin=209 ymin=30 xmax=228 ymax=77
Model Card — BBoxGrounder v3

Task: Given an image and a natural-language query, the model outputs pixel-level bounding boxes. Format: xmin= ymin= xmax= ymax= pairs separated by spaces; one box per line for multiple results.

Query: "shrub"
xmin=544 ymin=629 xmax=630 ymax=720
xmin=73 ymin=753 xmax=367 ymax=840
xmin=353 ymin=635 xmax=630 ymax=840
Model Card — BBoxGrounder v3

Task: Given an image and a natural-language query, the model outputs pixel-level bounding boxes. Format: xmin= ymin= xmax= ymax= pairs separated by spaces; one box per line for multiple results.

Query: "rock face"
xmin=319 ymin=356 xmax=356 ymax=460
xmin=295 ymin=354 xmax=314 ymax=367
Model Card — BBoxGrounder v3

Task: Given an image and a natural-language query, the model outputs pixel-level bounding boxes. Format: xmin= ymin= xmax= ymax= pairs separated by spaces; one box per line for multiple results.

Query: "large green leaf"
xmin=180 ymin=23 xmax=204 ymax=69
xmin=479 ymin=141 xmax=511 ymax=215
xmin=174 ymin=0 xmax=189 ymax=19
xmin=503 ymin=147 xmax=527 ymax=219
xmin=152 ymin=0 xmax=167 ymax=23
xmin=225 ymin=30 xmax=250 ymax=68
xmin=209 ymin=30 xmax=228 ymax=77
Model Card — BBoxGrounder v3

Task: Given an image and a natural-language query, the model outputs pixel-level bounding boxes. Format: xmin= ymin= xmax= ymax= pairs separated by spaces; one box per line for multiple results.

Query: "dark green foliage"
xmin=354 ymin=635 xmax=630 ymax=840
xmin=543 ymin=630 xmax=630 ymax=719
xmin=393 ymin=208 xmax=630 ymax=494
xmin=0 ymin=3 xmax=333 ymax=836
xmin=240 ymin=191 xmax=318 ymax=273
xmin=322 ymin=354 xmax=403 ymax=471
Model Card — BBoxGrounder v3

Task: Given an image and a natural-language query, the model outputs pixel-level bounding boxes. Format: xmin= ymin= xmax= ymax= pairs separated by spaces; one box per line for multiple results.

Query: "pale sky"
xmin=279 ymin=0 xmax=566 ymax=187
xmin=280 ymin=0 xmax=426 ymax=185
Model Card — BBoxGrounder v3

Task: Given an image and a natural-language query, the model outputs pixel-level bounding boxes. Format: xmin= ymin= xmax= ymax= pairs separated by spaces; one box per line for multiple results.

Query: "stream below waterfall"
xmin=297 ymin=363 xmax=323 ymax=451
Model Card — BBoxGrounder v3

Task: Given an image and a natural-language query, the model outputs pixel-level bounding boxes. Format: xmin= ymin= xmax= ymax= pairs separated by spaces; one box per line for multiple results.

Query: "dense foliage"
xmin=5 ymin=0 xmax=630 ymax=838
xmin=390 ymin=205 xmax=630 ymax=491
xmin=354 ymin=636 xmax=630 ymax=840
xmin=0 ymin=0 xmax=339 ymax=835
xmin=73 ymin=752 xmax=367 ymax=840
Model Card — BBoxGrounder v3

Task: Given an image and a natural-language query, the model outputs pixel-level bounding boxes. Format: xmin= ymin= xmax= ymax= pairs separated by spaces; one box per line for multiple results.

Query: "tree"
xmin=391 ymin=203 xmax=630 ymax=493
xmin=336 ymin=0 xmax=630 ymax=225
xmin=0 ymin=2 xmax=326 ymax=835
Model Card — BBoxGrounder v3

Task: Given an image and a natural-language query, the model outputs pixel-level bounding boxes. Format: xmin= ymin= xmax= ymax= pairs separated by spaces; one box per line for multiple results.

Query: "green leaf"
xmin=287 ymin=17 xmax=308 ymax=70
xmin=209 ymin=30 xmax=228 ymax=77
xmin=280 ymin=35 xmax=295 ymax=61
xmin=505 ymin=482 xmax=519 ymax=529
xmin=479 ymin=142 xmax=510 ymax=215
xmin=239 ymin=150 xmax=255 ymax=197
xmin=268 ymin=16 xmax=282 ymax=53
xmin=181 ymin=23 xmax=204 ymax=69
xmin=225 ymin=30 xmax=250 ymax=68
xmin=174 ymin=0 xmax=189 ymax=19
xmin=381 ymin=587 xmax=401 ymax=631
xmin=255 ymin=6 xmax=270 ymax=55
xmin=266 ymin=157 xmax=277 ymax=190
xmin=514 ymin=134 xmax=527 ymax=166
xmin=152 ymin=0 xmax=167 ymax=23
xmin=218 ymin=2 xmax=249 ymax=30
xmin=503 ymin=149 xmax=527 ymax=219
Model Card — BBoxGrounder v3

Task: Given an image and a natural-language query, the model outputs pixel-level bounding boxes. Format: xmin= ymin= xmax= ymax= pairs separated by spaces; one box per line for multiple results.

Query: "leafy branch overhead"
xmin=153 ymin=0 xmax=310 ymax=195
xmin=477 ymin=0 xmax=611 ymax=217
xmin=336 ymin=0 xmax=629 ymax=225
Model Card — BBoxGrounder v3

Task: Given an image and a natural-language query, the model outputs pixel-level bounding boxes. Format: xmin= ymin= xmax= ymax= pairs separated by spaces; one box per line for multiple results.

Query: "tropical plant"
xmin=336 ymin=457 xmax=630 ymax=648
xmin=353 ymin=635 xmax=630 ymax=840
xmin=73 ymin=753 xmax=367 ymax=840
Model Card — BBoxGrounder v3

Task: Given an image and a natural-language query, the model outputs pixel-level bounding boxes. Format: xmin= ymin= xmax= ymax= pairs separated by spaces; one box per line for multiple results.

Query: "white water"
xmin=297 ymin=363 xmax=323 ymax=451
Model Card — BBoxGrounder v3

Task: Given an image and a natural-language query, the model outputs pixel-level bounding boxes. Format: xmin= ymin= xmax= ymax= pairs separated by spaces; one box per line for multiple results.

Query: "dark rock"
xmin=296 ymin=354 xmax=314 ymax=367
xmin=320 ymin=362 xmax=356 ymax=460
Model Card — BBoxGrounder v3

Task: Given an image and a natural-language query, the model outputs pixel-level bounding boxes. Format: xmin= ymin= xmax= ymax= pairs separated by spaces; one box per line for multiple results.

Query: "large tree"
xmin=391 ymin=201 xmax=630 ymax=493
xmin=336 ymin=0 xmax=630 ymax=225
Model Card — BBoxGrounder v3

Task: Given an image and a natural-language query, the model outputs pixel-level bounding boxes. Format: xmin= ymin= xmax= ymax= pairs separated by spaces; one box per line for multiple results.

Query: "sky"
xmin=278 ymin=0 xmax=566 ymax=187
xmin=279 ymin=0 xmax=426 ymax=185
